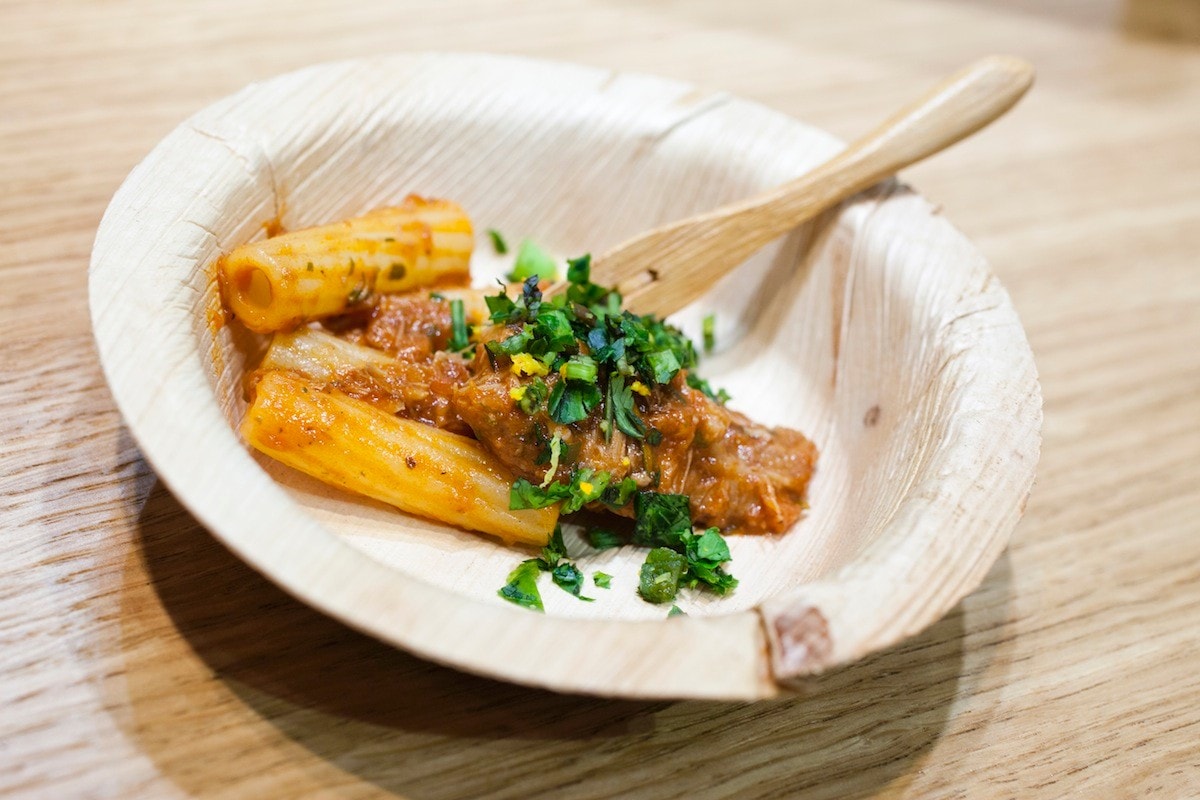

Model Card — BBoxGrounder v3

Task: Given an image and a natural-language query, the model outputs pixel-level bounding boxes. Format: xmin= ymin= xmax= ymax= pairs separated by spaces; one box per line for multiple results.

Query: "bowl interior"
xmin=92 ymin=54 xmax=1040 ymax=695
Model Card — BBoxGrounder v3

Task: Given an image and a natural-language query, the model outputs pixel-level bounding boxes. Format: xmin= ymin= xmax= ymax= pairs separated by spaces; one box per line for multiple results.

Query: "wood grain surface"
xmin=2 ymin=0 xmax=1198 ymax=797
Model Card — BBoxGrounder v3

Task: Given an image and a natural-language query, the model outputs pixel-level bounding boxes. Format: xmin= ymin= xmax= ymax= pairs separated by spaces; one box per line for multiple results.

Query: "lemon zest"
xmin=510 ymin=353 xmax=548 ymax=377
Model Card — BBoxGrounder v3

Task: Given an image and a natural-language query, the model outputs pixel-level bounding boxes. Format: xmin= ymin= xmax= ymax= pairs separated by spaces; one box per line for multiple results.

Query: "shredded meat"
xmin=452 ymin=325 xmax=817 ymax=534
xmin=364 ymin=292 xmax=457 ymax=356
xmin=355 ymin=293 xmax=817 ymax=534
xmin=682 ymin=401 xmax=818 ymax=534
xmin=311 ymin=293 xmax=473 ymax=434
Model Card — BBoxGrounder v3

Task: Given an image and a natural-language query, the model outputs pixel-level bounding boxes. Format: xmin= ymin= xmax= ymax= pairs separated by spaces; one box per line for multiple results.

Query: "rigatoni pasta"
xmin=243 ymin=371 xmax=558 ymax=546
xmin=226 ymin=197 xmax=558 ymax=545
xmin=260 ymin=326 xmax=400 ymax=385
xmin=220 ymin=195 xmax=473 ymax=333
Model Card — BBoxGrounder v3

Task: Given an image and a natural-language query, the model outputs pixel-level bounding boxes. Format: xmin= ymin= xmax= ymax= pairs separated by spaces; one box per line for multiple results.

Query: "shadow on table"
xmin=112 ymin=479 xmax=1014 ymax=799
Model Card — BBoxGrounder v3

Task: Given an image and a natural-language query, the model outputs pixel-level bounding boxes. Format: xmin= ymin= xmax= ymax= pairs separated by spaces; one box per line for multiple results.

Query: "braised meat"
xmin=454 ymin=334 xmax=816 ymax=534
xmin=319 ymin=293 xmax=473 ymax=434
xmin=354 ymin=290 xmax=817 ymax=534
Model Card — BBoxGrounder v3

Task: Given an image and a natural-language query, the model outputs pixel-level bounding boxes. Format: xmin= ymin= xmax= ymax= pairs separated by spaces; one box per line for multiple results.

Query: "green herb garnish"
xmin=537 ymin=525 xmax=567 ymax=569
xmin=509 ymin=478 xmax=570 ymax=510
xmin=587 ymin=528 xmax=623 ymax=551
xmin=645 ymin=349 xmax=682 ymax=384
xmin=516 ymin=377 xmax=547 ymax=415
xmin=561 ymin=354 xmax=598 ymax=384
xmin=562 ymin=468 xmax=610 ymax=513
xmin=680 ymin=527 xmax=738 ymax=595
xmin=547 ymin=379 xmax=601 ymax=425
xmin=533 ymin=308 xmax=575 ymax=352
xmin=632 ymin=491 xmax=738 ymax=598
xmin=539 ymin=431 xmax=564 ymax=487
xmin=486 ymin=255 xmax=723 ymax=445
xmin=489 ymin=256 xmax=740 ymax=609
xmin=551 ymin=562 xmax=594 ymax=601
xmin=498 ymin=559 xmax=544 ymax=611
xmin=498 ymin=526 xmax=594 ymax=605
xmin=600 ymin=476 xmax=638 ymax=509
xmin=508 ymin=239 xmax=558 ymax=282
xmin=485 ymin=291 xmax=519 ymax=323
xmin=702 ymin=313 xmax=716 ymax=353
xmin=668 ymin=604 xmax=686 ymax=617
xmin=486 ymin=325 xmax=533 ymax=356
xmin=686 ymin=373 xmax=731 ymax=405
xmin=638 ymin=547 xmax=688 ymax=604
xmin=566 ymin=253 xmax=591 ymax=284
xmin=632 ymin=492 xmax=692 ymax=549
xmin=594 ymin=571 xmax=613 ymax=589
xmin=510 ymin=467 xmax=613 ymax=514
xmin=487 ymin=228 xmax=508 ymax=255
xmin=448 ymin=298 xmax=470 ymax=352
xmin=485 ymin=276 xmax=543 ymax=324
xmin=606 ymin=374 xmax=645 ymax=441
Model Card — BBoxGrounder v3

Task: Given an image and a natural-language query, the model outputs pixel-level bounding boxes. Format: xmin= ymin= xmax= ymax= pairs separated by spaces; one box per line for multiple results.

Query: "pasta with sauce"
xmin=220 ymin=195 xmax=817 ymax=606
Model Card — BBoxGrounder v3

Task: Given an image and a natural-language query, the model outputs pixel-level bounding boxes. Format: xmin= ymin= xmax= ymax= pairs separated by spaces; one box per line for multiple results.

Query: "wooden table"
xmin=4 ymin=1 xmax=1199 ymax=796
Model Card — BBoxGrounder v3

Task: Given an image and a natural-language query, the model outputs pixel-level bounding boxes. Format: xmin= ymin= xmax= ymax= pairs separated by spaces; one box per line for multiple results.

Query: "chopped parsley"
xmin=551 ymin=562 xmax=593 ymax=601
xmin=486 ymin=325 xmax=533 ymax=356
xmin=509 ymin=477 xmax=570 ymax=510
xmin=508 ymin=239 xmax=558 ymax=282
xmin=632 ymin=491 xmax=738 ymax=601
xmin=587 ymin=528 xmax=623 ymax=551
xmin=537 ymin=525 xmax=568 ymax=569
xmin=606 ymin=374 xmax=645 ymax=440
xmin=503 ymin=491 xmax=738 ymax=607
xmin=533 ymin=308 xmax=575 ymax=351
xmin=490 ymin=257 xmax=739 ymax=610
xmin=498 ymin=559 xmax=544 ymax=611
xmin=487 ymin=228 xmax=508 ymax=255
xmin=686 ymin=373 xmax=731 ymax=405
xmin=602 ymin=476 xmax=638 ymax=508
xmin=485 ymin=276 xmax=542 ymax=324
xmin=499 ymin=526 xmax=594 ymax=609
xmin=632 ymin=492 xmax=691 ymax=549
xmin=668 ymin=604 xmax=686 ymax=617
xmin=680 ymin=527 xmax=738 ymax=595
xmin=486 ymin=252 xmax=729 ymax=445
xmin=547 ymin=379 xmax=601 ymax=425
xmin=562 ymin=468 xmax=609 ymax=513
xmin=510 ymin=467 xmax=630 ymax=515
xmin=515 ymin=377 xmax=547 ymax=415
xmin=566 ymin=253 xmax=591 ymax=284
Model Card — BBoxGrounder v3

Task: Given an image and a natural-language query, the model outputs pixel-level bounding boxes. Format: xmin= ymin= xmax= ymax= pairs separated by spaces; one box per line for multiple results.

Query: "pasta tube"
xmin=260 ymin=327 xmax=400 ymax=384
xmin=220 ymin=196 xmax=474 ymax=333
xmin=258 ymin=291 xmax=491 ymax=385
xmin=257 ymin=321 xmax=481 ymax=431
xmin=243 ymin=371 xmax=557 ymax=546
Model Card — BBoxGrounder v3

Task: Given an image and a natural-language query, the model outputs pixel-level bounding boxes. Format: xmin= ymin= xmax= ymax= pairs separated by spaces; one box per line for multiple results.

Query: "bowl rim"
xmin=89 ymin=52 xmax=1042 ymax=700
